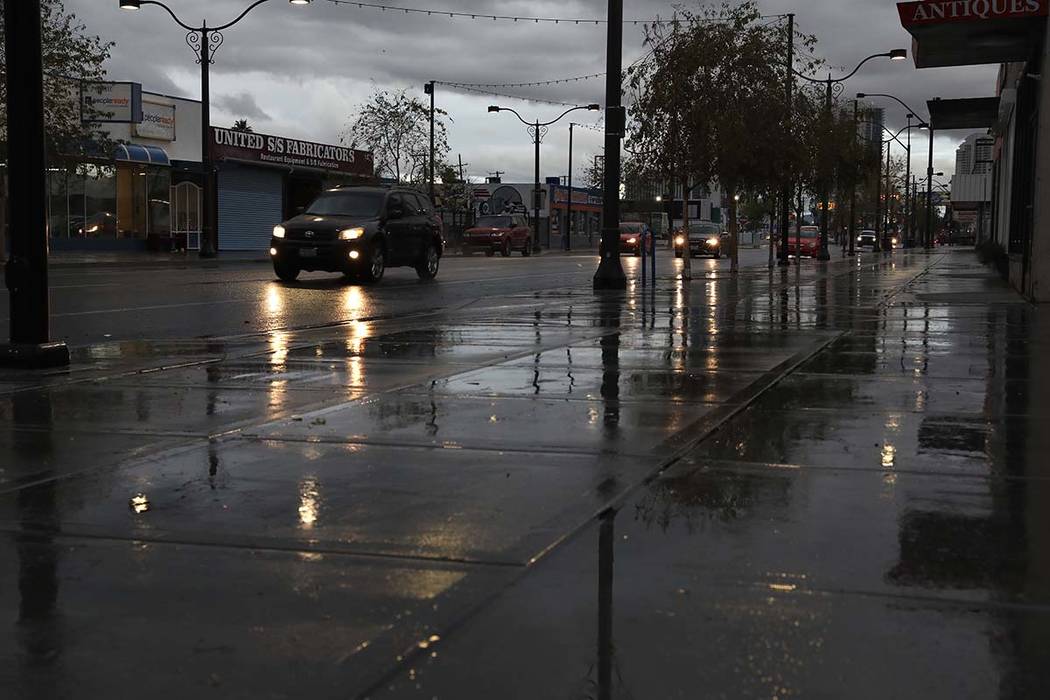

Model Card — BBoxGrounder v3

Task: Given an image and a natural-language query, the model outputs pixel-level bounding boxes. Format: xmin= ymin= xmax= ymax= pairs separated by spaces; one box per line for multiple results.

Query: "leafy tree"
xmin=343 ymin=88 xmax=450 ymax=183
xmin=0 ymin=0 xmax=115 ymax=165
xmin=231 ymin=119 xmax=253 ymax=133
xmin=583 ymin=154 xmax=604 ymax=191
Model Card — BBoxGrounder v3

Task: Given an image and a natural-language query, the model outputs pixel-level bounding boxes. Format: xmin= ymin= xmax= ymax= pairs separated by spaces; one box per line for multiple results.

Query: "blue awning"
xmin=114 ymin=143 xmax=170 ymax=166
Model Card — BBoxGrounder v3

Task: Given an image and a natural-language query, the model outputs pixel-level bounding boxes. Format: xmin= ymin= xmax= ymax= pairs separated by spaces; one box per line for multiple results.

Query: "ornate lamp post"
xmin=793 ymin=49 xmax=907 ymax=261
xmin=488 ymin=103 xmax=600 ymax=252
xmin=118 ymin=0 xmax=313 ymax=257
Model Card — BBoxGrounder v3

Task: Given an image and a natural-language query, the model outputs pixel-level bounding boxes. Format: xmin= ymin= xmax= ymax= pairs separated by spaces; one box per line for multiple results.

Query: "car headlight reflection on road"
xmin=675 ymin=236 xmax=686 ymax=246
xmin=706 ymin=237 xmax=719 ymax=246
xmin=273 ymin=225 xmax=286 ymax=239
xmin=339 ymin=227 xmax=364 ymax=241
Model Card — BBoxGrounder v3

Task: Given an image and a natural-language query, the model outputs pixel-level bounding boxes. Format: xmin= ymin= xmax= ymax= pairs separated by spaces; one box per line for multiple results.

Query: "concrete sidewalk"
xmin=2 ymin=250 xmax=1046 ymax=698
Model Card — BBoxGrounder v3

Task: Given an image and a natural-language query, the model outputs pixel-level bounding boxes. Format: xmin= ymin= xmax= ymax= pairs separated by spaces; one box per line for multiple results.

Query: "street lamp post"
xmin=1 ymin=0 xmax=69 ymax=368
xmin=793 ymin=49 xmax=907 ymax=261
xmin=567 ymin=122 xmax=576 ymax=251
xmin=593 ymin=0 xmax=628 ymax=290
xmin=488 ymin=104 xmax=600 ymax=253
xmin=119 ymin=0 xmax=313 ymax=258
xmin=857 ymin=92 xmax=935 ymax=248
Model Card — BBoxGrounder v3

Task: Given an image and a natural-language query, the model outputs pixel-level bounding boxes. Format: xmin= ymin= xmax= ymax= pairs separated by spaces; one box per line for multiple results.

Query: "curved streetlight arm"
xmin=138 ymin=0 xmax=274 ymax=31
xmin=539 ymin=105 xmax=593 ymax=127
xmin=858 ymin=120 xmax=907 ymax=150
xmin=493 ymin=106 xmax=529 ymax=126
xmin=858 ymin=92 xmax=928 ymax=126
xmin=138 ymin=0 xmax=198 ymax=30
xmin=793 ymin=53 xmax=894 ymax=85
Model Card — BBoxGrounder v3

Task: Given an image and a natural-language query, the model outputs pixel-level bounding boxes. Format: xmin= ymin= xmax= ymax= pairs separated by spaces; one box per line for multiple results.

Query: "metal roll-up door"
xmin=217 ymin=164 xmax=284 ymax=251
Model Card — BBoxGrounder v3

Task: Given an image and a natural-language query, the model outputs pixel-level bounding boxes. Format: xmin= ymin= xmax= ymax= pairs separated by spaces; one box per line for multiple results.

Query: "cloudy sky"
xmin=69 ymin=0 xmax=997 ymax=183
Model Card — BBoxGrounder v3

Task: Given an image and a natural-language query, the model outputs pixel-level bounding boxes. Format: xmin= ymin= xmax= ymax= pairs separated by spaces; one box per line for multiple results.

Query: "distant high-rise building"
xmin=955 ymin=132 xmax=994 ymax=176
xmin=859 ymin=105 xmax=884 ymax=156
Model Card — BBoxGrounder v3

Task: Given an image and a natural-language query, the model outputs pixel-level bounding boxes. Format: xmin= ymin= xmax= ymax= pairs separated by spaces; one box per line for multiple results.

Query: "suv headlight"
xmin=674 ymin=235 xmax=686 ymax=246
xmin=626 ymin=237 xmax=636 ymax=244
xmin=339 ymin=227 xmax=364 ymax=241
xmin=706 ymin=237 xmax=719 ymax=246
xmin=273 ymin=225 xmax=286 ymax=239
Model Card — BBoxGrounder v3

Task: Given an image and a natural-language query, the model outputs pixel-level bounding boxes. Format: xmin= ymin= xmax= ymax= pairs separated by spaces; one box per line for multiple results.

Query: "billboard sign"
xmin=81 ymin=81 xmax=143 ymax=123
xmin=133 ymin=99 xmax=176 ymax=141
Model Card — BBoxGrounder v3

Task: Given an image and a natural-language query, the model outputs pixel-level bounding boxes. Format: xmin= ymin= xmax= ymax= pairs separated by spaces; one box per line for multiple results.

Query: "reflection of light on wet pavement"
xmin=270 ymin=330 xmax=289 ymax=366
xmin=341 ymin=285 xmax=368 ymax=317
xmin=298 ymin=478 xmax=320 ymax=528
xmin=881 ymin=444 xmax=896 ymax=468
xmin=265 ymin=284 xmax=283 ymax=315
xmin=129 ymin=493 xmax=150 ymax=514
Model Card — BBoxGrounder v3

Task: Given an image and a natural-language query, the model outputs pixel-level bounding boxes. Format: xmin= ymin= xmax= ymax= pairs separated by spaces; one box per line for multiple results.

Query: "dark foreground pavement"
xmin=1 ymin=250 xmax=1047 ymax=698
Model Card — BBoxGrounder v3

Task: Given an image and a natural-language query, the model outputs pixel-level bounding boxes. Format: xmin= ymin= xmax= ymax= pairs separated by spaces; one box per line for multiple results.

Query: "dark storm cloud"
xmin=216 ymin=92 xmax=272 ymax=121
xmin=69 ymin=0 xmax=996 ymax=179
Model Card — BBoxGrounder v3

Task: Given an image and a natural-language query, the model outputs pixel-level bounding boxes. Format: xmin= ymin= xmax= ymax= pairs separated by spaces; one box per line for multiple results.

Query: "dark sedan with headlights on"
xmin=673 ymin=222 xmax=722 ymax=258
xmin=270 ymin=186 xmax=443 ymax=284
xmin=618 ymin=221 xmax=650 ymax=256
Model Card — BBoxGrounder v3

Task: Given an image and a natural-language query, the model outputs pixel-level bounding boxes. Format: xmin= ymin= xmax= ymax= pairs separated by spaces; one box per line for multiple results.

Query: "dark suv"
xmin=270 ymin=186 xmax=443 ymax=283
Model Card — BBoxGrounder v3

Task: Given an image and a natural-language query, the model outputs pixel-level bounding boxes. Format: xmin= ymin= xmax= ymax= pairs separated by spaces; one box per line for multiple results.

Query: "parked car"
xmin=787 ymin=226 xmax=821 ymax=257
xmin=618 ymin=221 xmax=649 ymax=256
xmin=673 ymin=222 xmax=722 ymax=258
xmin=462 ymin=214 xmax=533 ymax=257
xmin=856 ymin=229 xmax=877 ymax=249
xmin=270 ymin=186 xmax=443 ymax=283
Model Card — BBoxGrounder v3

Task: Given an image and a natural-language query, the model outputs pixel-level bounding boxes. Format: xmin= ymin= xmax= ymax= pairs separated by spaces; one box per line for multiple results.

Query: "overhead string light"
xmin=323 ymin=0 xmax=748 ymax=25
xmin=436 ymin=73 xmax=605 ymax=89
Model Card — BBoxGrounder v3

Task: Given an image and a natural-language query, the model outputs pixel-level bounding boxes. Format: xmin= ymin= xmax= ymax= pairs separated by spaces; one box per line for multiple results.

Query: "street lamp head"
xmin=586 ymin=104 xmax=600 ymax=111
xmin=856 ymin=92 xmax=866 ymax=99
xmin=889 ymin=49 xmax=908 ymax=61
xmin=488 ymin=105 xmax=501 ymax=113
xmin=289 ymin=0 xmax=313 ymax=4
xmin=119 ymin=0 xmax=140 ymax=9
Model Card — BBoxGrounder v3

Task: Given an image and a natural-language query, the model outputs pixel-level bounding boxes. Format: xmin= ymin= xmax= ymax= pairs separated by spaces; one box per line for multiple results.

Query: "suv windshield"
xmin=688 ymin=224 xmax=720 ymax=237
xmin=306 ymin=191 xmax=385 ymax=217
xmin=476 ymin=216 xmax=512 ymax=228
xmin=619 ymin=223 xmax=644 ymax=233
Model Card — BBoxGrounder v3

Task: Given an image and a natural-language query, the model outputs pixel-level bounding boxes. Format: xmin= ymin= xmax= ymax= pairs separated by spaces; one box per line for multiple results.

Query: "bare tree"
xmin=342 ymin=88 xmax=450 ymax=183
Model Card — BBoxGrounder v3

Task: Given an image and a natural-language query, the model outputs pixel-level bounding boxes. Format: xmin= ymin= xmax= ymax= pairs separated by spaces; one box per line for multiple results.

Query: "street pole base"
xmin=593 ymin=253 xmax=627 ymax=290
xmin=0 ymin=342 xmax=70 ymax=369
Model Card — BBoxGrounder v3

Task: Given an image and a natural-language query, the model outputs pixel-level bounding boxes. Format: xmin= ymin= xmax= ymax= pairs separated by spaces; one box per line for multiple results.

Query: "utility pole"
xmin=1 ymin=0 xmax=69 ymax=367
xmin=885 ymin=140 xmax=892 ymax=251
xmin=848 ymin=99 xmax=858 ymax=257
xmin=592 ymin=0 xmax=627 ymax=289
xmin=778 ymin=13 xmax=794 ymax=267
xmin=874 ymin=140 xmax=883 ymax=253
xmin=425 ymin=81 xmax=435 ymax=203
xmin=567 ymin=122 xmax=574 ymax=251
xmin=925 ymin=120 xmax=935 ymax=249
xmin=904 ymin=114 xmax=912 ymax=246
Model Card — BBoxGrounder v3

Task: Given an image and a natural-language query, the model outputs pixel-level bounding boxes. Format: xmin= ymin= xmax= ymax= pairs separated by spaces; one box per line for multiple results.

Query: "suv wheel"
xmin=361 ymin=243 xmax=385 ymax=284
xmin=416 ymin=243 xmax=440 ymax=280
xmin=274 ymin=261 xmax=300 ymax=282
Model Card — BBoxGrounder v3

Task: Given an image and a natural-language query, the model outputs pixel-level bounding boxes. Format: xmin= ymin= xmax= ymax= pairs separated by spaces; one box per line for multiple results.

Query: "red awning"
xmin=897 ymin=0 xmax=1048 ymax=68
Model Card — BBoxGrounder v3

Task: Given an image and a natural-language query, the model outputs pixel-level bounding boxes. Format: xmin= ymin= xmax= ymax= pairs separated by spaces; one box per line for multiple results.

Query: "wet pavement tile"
xmin=371 ymin=517 xmax=1050 ymax=700
xmin=0 ymin=439 xmax=646 ymax=564
xmin=249 ymin=393 xmax=719 ymax=457
xmin=0 ymin=384 xmax=353 ymax=438
xmin=0 ymin=430 xmax=189 ymax=492
xmin=0 ymin=534 xmax=515 ymax=699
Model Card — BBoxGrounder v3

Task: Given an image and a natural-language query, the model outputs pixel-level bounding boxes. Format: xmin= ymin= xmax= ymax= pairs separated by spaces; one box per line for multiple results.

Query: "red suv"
xmin=462 ymin=214 xmax=533 ymax=257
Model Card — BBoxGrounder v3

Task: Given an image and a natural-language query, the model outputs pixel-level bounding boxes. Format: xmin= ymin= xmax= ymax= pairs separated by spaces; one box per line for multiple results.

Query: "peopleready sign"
xmin=898 ymin=0 xmax=1048 ymax=25
xmin=210 ymin=127 xmax=373 ymax=175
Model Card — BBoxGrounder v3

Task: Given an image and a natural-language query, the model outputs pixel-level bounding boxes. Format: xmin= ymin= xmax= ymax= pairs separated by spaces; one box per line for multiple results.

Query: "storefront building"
xmin=46 ymin=88 xmax=202 ymax=251
xmin=898 ymin=0 xmax=1050 ymax=300
xmin=210 ymin=127 xmax=374 ymax=251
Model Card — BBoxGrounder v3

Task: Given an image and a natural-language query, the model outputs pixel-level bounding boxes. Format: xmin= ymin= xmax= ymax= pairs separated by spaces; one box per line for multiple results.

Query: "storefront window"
xmin=83 ymin=165 xmax=117 ymax=238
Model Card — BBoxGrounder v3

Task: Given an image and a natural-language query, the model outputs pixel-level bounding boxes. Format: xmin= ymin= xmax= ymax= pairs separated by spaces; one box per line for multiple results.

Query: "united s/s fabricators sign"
xmin=898 ymin=0 xmax=1048 ymax=25
xmin=210 ymin=127 xmax=374 ymax=175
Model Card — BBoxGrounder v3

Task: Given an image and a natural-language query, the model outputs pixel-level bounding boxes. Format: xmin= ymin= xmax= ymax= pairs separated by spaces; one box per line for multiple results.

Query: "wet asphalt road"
xmin=2 ymin=247 xmax=1048 ymax=698
xmin=1 ymin=248 xmax=774 ymax=345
